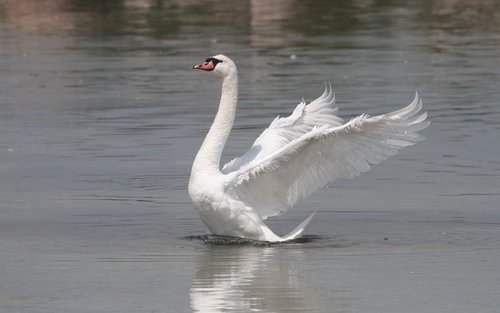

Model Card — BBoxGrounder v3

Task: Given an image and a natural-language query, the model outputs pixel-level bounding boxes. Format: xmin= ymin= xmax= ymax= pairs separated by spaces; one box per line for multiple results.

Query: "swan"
xmin=189 ymin=54 xmax=429 ymax=242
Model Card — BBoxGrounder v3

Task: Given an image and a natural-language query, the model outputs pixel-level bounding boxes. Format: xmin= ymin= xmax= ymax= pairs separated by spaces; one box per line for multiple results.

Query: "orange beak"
xmin=193 ymin=60 xmax=215 ymax=71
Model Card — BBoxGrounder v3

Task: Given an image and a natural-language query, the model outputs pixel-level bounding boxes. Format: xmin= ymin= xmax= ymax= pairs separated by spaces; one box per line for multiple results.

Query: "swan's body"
xmin=189 ymin=54 xmax=429 ymax=242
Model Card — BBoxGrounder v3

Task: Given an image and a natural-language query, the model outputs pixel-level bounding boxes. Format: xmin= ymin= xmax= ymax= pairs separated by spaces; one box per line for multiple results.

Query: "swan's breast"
xmin=189 ymin=179 xmax=265 ymax=238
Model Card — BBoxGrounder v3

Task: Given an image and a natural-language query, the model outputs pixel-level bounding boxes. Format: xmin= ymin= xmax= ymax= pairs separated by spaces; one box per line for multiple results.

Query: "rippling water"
xmin=1 ymin=1 xmax=499 ymax=312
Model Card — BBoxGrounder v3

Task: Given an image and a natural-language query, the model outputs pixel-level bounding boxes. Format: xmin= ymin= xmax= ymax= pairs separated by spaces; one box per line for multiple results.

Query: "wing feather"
xmin=224 ymin=92 xmax=429 ymax=219
xmin=222 ymin=84 xmax=343 ymax=174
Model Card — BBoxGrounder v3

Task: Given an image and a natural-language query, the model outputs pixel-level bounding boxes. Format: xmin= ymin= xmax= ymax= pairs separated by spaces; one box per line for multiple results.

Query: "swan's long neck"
xmin=192 ymin=72 xmax=238 ymax=175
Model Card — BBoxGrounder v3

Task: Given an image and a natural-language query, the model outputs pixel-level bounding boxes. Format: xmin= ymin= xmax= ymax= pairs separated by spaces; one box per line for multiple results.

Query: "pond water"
xmin=1 ymin=1 xmax=499 ymax=312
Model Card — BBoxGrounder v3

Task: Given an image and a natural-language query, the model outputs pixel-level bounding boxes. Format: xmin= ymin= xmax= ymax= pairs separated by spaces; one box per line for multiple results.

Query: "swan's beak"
xmin=193 ymin=60 xmax=215 ymax=71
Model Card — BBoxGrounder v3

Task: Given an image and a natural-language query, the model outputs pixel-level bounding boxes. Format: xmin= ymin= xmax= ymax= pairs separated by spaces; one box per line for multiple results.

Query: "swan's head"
xmin=193 ymin=54 xmax=236 ymax=78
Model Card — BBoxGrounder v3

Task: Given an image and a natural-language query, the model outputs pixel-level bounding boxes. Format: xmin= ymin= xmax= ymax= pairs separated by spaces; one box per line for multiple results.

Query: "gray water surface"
xmin=1 ymin=1 xmax=499 ymax=313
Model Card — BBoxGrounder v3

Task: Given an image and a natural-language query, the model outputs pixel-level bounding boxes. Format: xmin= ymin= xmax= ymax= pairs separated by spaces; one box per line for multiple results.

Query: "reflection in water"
xmin=1 ymin=0 xmax=498 ymax=39
xmin=191 ymin=246 xmax=320 ymax=313
xmin=249 ymin=0 xmax=296 ymax=48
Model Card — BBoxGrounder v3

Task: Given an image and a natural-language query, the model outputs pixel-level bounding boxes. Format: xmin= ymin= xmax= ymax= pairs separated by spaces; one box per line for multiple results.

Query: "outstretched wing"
xmin=223 ymin=93 xmax=429 ymax=219
xmin=222 ymin=84 xmax=344 ymax=174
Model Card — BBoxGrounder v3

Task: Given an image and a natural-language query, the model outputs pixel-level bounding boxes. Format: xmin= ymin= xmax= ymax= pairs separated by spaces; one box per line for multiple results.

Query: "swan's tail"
xmin=281 ymin=211 xmax=316 ymax=241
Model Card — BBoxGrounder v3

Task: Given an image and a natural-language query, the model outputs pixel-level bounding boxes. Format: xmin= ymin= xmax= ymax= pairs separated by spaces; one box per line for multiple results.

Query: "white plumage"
xmin=189 ymin=54 xmax=429 ymax=242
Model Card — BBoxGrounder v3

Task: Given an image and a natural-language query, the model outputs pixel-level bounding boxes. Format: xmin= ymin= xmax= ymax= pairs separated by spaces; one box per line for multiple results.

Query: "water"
xmin=1 ymin=1 xmax=499 ymax=312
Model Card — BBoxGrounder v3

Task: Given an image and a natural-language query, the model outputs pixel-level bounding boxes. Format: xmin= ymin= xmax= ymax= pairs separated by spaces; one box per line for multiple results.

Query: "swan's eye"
xmin=206 ymin=57 xmax=223 ymax=66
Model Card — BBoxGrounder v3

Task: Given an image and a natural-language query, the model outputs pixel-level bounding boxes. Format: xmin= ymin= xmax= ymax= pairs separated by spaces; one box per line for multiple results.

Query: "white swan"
xmin=189 ymin=54 xmax=429 ymax=242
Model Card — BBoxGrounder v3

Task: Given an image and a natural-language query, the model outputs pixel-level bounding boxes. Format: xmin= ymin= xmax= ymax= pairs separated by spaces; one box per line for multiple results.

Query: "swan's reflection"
xmin=190 ymin=245 xmax=317 ymax=313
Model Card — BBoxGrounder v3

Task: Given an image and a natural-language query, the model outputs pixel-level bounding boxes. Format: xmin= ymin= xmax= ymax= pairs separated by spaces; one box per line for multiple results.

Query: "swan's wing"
xmin=222 ymin=84 xmax=344 ymax=174
xmin=224 ymin=93 xmax=430 ymax=219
